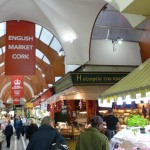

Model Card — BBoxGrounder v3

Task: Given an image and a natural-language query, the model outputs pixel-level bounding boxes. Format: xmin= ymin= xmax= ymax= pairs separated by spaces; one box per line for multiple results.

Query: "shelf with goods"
xmin=112 ymin=106 xmax=150 ymax=129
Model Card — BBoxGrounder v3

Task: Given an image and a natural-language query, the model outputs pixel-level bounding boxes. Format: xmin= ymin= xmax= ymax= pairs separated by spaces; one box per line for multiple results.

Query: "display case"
xmin=110 ymin=126 xmax=150 ymax=150
xmin=56 ymin=122 xmax=80 ymax=139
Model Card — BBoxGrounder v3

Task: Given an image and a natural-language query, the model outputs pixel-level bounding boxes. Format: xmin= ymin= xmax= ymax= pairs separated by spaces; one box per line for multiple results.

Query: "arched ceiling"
xmin=0 ymin=0 xmax=150 ymax=105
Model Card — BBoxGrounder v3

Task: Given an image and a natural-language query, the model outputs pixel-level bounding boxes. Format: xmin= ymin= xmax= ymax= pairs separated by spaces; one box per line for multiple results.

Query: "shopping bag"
xmin=50 ymin=142 xmax=68 ymax=150
xmin=49 ymin=132 xmax=68 ymax=150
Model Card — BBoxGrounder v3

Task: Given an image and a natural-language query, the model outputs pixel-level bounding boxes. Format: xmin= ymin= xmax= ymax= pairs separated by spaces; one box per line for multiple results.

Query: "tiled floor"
xmin=66 ymin=139 xmax=77 ymax=150
xmin=1 ymin=134 xmax=77 ymax=150
xmin=1 ymin=134 xmax=29 ymax=150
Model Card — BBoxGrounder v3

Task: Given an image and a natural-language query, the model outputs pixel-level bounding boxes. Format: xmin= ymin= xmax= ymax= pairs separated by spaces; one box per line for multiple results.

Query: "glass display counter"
xmin=56 ymin=122 xmax=81 ymax=139
xmin=110 ymin=126 xmax=150 ymax=150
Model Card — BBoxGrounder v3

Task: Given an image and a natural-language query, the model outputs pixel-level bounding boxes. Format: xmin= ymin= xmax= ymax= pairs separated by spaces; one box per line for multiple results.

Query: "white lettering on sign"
xmin=12 ymin=54 xmax=29 ymax=59
xmin=8 ymin=36 xmax=33 ymax=41
xmin=8 ymin=45 xmax=33 ymax=50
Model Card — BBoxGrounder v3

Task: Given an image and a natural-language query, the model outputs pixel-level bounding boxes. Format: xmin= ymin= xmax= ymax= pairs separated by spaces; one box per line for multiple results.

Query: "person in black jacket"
xmin=26 ymin=119 xmax=38 ymax=141
xmin=5 ymin=120 xmax=13 ymax=148
xmin=103 ymin=109 xmax=120 ymax=140
xmin=26 ymin=116 xmax=68 ymax=150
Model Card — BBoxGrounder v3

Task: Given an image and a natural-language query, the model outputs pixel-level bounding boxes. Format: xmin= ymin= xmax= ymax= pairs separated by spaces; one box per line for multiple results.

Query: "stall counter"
xmin=110 ymin=126 xmax=150 ymax=150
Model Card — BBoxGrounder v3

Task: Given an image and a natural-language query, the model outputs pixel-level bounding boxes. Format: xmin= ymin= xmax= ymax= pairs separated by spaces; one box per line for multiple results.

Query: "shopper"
xmin=25 ymin=120 xmax=31 ymax=140
xmin=103 ymin=108 xmax=120 ymax=141
xmin=15 ymin=116 xmax=23 ymax=140
xmin=26 ymin=116 xmax=68 ymax=150
xmin=0 ymin=123 xmax=5 ymax=150
xmin=26 ymin=119 xmax=38 ymax=141
xmin=4 ymin=120 xmax=13 ymax=148
xmin=75 ymin=115 xmax=109 ymax=150
xmin=96 ymin=110 xmax=104 ymax=120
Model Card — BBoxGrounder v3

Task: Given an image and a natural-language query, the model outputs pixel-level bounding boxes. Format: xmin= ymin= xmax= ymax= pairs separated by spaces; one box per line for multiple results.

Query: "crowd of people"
xmin=0 ymin=115 xmax=41 ymax=149
xmin=0 ymin=109 xmax=120 ymax=150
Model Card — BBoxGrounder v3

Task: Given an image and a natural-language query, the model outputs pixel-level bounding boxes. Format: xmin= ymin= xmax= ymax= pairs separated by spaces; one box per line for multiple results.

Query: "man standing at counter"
xmin=104 ymin=109 xmax=120 ymax=141
xmin=75 ymin=115 xmax=109 ymax=150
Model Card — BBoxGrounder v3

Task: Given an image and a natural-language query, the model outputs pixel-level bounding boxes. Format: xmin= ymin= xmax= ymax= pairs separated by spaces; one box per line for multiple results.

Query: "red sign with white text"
xmin=5 ymin=21 xmax=36 ymax=75
xmin=11 ymin=76 xmax=24 ymax=105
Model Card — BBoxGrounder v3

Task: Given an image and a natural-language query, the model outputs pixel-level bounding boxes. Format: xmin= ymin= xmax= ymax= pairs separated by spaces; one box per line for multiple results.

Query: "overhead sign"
xmin=5 ymin=20 xmax=36 ymax=75
xmin=54 ymin=72 xmax=129 ymax=93
xmin=71 ymin=72 xmax=128 ymax=85
xmin=11 ymin=76 xmax=24 ymax=105
xmin=26 ymin=103 xmax=33 ymax=108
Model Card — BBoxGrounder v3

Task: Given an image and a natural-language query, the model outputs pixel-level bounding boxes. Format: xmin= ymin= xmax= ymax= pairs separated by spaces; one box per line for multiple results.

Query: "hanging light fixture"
xmin=112 ymin=37 xmax=123 ymax=51
xmin=58 ymin=48 xmax=65 ymax=56
xmin=79 ymin=100 xmax=82 ymax=109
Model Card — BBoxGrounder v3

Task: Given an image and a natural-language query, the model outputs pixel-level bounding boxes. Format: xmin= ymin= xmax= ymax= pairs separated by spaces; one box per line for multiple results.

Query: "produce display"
xmin=127 ymin=114 xmax=150 ymax=127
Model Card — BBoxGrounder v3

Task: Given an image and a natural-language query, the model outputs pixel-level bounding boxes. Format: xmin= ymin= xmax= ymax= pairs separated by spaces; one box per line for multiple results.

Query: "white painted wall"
xmin=88 ymin=40 xmax=142 ymax=66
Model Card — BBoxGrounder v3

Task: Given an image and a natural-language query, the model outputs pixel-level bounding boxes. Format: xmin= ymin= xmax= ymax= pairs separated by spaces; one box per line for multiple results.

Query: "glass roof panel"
xmin=40 ymin=28 xmax=53 ymax=45
xmin=36 ymin=65 xmax=42 ymax=72
xmin=35 ymin=24 xmax=42 ymax=38
xmin=50 ymin=37 xmax=62 ymax=52
xmin=0 ymin=62 xmax=4 ymax=67
xmin=36 ymin=49 xmax=44 ymax=59
xmin=43 ymin=56 xmax=50 ymax=65
xmin=0 ymin=48 xmax=2 ymax=55
xmin=0 ymin=22 xmax=6 ymax=37
xmin=2 ymin=47 xmax=5 ymax=53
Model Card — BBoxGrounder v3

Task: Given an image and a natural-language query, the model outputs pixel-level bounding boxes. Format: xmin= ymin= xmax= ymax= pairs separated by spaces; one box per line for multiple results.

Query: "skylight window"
xmin=0 ymin=47 xmax=5 ymax=55
xmin=50 ymin=37 xmax=62 ymax=53
xmin=35 ymin=24 xmax=42 ymax=38
xmin=36 ymin=65 xmax=42 ymax=72
xmin=2 ymin=47 xmax=5 ymax=53
xmin=0 ymin=48 xmax=3 ymax=55
xmin=0 ymin=62 xmax=4 ymax=67
xmin=36 ymin=49 xmax=44 ymax=59
xmin=43 ymin=56 xmax=50 ymax=65
xmin=0 ymin=22 xmax=6 ymax=37
xmin=40 ymin=28 xmax=53 ymax=45
xmin=36 ymin=49 xmax=50 ymax=65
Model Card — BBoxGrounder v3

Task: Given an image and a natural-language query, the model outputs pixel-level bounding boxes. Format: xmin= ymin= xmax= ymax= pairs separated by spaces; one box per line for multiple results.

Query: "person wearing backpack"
xmin=26 ymin=116 xmax=68 ymax=150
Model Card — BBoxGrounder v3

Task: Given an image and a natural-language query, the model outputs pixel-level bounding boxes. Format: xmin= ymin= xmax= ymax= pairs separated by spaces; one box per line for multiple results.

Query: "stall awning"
xmin=100 ymin=58 xmax=150 ymax=99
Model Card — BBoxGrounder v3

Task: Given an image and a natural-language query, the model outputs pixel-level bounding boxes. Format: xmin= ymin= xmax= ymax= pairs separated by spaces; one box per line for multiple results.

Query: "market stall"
xmin=99 ymin=58 xmax=150 ymax=106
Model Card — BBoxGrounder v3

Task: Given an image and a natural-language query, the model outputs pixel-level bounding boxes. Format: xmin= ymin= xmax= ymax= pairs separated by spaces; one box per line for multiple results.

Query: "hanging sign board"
xmin=5 ymin=20 xmax=36 ymax=75
xmin=11 ymin=76 xmax=24 ymax=105
xmin=26 ymin=103 xmax=33 ymax=108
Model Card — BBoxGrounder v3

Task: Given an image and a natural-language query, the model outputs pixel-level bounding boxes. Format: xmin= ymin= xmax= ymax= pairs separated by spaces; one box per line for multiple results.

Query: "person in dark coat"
xmin=21 ymin=124 xmax=27 ymax=136
xmin=103 ymin=109 xmax=120 ymax=140
xmin=26 ymin=120 xmax=38 ymax=141
xmin=26 ymin=116 xmax=68 ymax=150
xmin=15 ymin=116 xmax=23 ymax=140
xmin=4 ymin=120 xmax=13 ymax=148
